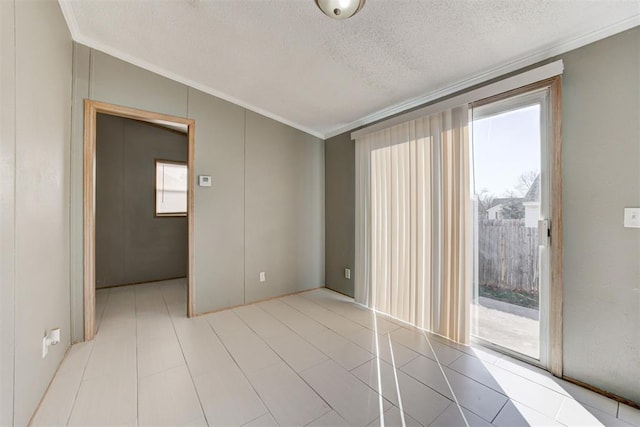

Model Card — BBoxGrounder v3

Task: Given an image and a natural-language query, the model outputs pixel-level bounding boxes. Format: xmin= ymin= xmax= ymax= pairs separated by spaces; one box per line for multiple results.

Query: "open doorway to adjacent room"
xmin=83 ymin=100 xmax=195 ymax=341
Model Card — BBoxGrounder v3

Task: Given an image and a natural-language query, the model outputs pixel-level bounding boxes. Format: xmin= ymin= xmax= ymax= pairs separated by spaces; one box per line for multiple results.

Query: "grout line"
xmin=231 ymin=306 xmax=337 ymax=411
xmin=160 ymin=282 xmax=210 ymax=426
xmin=203 ymin=318 xmax=277 ymax=424
xmin=387 ymin=335 xmax=406 ymax=427
xmin=371 ymin=310 xmax=385 ymax=427
xmin=420 ymin=330 xmax=470 ymax=427
xmin=64 ymin=288 xmax=110 ymax=426
xmin=490 ymin=398 xmax=510 ymax=424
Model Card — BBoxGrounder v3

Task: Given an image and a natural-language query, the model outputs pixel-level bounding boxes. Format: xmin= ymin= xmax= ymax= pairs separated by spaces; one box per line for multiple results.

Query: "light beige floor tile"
xmin=83 ymin=329 xmax=136 ymax=381
xmin=174 ymin=317 xmax=237 ymax=377
xmin=390 ymin=328 xmax=463 ymax=366
xmin=207 ymin=311 xmax=282 ymax=374
xmin=36 ymin=282 xmax=628 ymax=427
xmin=138 ymin=365 xmax=204 ymax=426
xmin=137 ymin=334 xmax=185 ymax=379
xmin=351 ymin=359 xmax=452 ymax=425
xmin=193 ymin=366 xmax=268 ymax=426
xmin=305 ymin=410 xmax=349 ymax=427
xmin=301 ymin=359 xmax=391 ymax=426
xmin=245 ymin=362 xmax=330 ymax=426
xmin=67 ymin=373 xmax=137 ymax=427
xmin=259 ymin=300 xmax=329 ymax=338
xmin=30 ymin=372 xmax=82 ymax=427
xmin=553 ymin=378 xmax=620 ymax=416
xmin=400 ymin=356 xmax=454 ymax=399
xmin=389 ymin=328 xmax=436 ymax=360
xmin=366 ymin=406 xmax=422 ymax=427
xmin=267 ymin=332 xmax=328 ymax=372
xmin=282 ymin=295 xmax=365 ymax=337
xmin=243 ymin=412 xmax=279 ymax=427
xmin=448 ymin=353 xmax=504 ymax=392
xmin=556 ymin=398 xmax=632 ymax=427
xmin=442 ymin=367 xmax=509 ymax=422
xmin=493 ymin=400 xmax=561 ymax=427
xmin=181 ymin=415 xmax=209 ymax=426
xmin=234 ymin=304 xmax=292 ymax=340
xmin=429 ymin=403 xmax=494 ymax=427
xmin=306 ymin=329 xmax=373 ymax=371
xmin=57 ymin=340 xmax=94 ymax=376
xmin=347 ymin=328 xmax=420 ymax=368
xmin=494 ymin=356 xmax=571 ymax=396
xmin=619 ymin=404 xmax=640 ymax=426
xmin=483 ymin=363 xmax=564 ymax=420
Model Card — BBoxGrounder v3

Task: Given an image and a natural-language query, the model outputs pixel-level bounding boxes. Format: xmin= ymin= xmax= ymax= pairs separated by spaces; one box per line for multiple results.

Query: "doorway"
xmin=83 ymin=100 xmax=195 ymax=341
xmin=469 ymin=78 xmax=562 ymax=372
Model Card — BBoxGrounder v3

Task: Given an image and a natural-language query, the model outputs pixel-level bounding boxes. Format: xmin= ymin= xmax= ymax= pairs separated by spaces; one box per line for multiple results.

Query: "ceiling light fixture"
xmin=315 ymin=0 xmax=365 ymax=19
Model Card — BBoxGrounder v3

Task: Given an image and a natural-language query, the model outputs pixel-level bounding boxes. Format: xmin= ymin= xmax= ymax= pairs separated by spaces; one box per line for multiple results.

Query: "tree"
xmin=476 ymin=188 xmax=495 ymax=217
xmin=516 ymin=170 xmax=538 ymax=197
xmin=500 ymin=190 xmax=525 ymax=219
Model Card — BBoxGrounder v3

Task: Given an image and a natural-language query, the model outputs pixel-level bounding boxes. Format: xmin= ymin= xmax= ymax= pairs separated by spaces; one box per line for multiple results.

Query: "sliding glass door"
xmin=470 ymin=88 xmax=551 ymax=365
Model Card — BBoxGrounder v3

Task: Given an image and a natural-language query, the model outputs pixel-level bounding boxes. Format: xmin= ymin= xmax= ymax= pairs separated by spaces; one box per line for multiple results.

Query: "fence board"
xmin=478 ymin=219 xmax=539 ymax=292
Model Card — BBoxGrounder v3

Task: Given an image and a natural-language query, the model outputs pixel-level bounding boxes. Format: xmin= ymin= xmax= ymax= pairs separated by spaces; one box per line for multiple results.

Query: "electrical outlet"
xmin=42 ymin=328 xmax=61 ymax=358
xmin=345 ymin=268 xmax=351 ymax=279
xmin=259 ymin=272 xmax=266 ymax=283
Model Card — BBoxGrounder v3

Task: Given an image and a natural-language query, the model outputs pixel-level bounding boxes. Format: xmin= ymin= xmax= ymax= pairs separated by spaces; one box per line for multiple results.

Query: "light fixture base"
xmin=314 ymin=0 xmax=365 ymax=20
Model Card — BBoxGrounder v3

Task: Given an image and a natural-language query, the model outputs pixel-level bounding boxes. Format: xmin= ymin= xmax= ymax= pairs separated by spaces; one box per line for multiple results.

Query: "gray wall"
xmin=324 ymin=28 xmax=640 ymax=403
xmin=561 ymin=27 xmax=639 ymax=403
xmin=0 ymin=1 xmax=73 ymax=425
xmin=70 ymin=46 xmax=325 ymax=339
xmin=325 ymin=132 xmax=355 ymax=297
xmin=95 ymin=114 xmax=188 ymax=288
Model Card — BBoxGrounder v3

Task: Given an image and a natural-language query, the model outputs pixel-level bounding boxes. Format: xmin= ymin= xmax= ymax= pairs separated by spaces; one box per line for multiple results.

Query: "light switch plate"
xmin=624 ymin=208 xmax=640 ymax=228
xmin=198 ymin=175 xmax=212 ymax=187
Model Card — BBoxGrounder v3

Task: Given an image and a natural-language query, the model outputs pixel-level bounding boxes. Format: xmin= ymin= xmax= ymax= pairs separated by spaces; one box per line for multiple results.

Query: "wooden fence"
xmin=478 ymin=219 xmax=539 ymax=292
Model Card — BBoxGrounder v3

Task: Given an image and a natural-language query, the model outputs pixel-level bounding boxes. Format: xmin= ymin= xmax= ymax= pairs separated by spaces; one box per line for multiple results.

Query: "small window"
xmin=155 ymin=160 xmax=187 ymax=216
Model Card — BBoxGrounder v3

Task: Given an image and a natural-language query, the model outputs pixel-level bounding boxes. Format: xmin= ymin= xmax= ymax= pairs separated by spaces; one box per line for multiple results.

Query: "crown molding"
xmin=57 ymin=2 xmax=325 ymax=140
xmin=58 ymin=0 xmax=639 ymax=142
xmin=324 ymin=15 xmax=640 ymax=139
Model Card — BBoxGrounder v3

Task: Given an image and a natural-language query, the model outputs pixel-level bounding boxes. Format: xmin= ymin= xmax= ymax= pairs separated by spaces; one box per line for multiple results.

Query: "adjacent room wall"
xmin=324 ymin=132 xmax=355 ymax=297
xmin=95 ymin=114 xmax=188 ymax=287
xmin=70 ymin=45 xmax=325 ymax=339
xmin=324 ymin=27 xmax=640 ymax=403
xmin=0 ymin=1 xmax=73 ymax=425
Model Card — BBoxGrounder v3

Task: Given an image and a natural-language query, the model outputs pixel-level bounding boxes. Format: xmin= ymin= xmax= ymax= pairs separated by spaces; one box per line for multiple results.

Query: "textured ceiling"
xmin=60 ymin=0 xmax=640 ymax=138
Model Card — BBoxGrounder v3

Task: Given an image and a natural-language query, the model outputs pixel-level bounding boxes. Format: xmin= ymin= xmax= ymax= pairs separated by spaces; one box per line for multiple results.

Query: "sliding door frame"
xmin=83 ymin=100 xmax=196 ymax=341
xmin=471 ymin=76 xmax=563 ymax=376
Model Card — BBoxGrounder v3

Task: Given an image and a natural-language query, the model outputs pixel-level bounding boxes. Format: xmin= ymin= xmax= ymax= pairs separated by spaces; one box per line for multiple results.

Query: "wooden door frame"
xmin=83 ymin=100 xmax=195 ymax=341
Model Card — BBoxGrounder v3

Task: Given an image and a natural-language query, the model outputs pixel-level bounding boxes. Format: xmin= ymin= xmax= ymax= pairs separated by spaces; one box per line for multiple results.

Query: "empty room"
xmin=1 ymin=0 xmax=639 ymax=426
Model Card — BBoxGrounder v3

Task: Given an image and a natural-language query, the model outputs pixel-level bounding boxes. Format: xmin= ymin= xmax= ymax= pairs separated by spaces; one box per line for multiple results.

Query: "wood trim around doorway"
xmin=83 ymin=100 xmax=195 ymax=341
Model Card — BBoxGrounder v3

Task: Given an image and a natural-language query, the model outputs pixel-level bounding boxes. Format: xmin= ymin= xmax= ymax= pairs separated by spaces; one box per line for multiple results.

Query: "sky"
xmin=471 ymin=104 xmax=540 ymax=198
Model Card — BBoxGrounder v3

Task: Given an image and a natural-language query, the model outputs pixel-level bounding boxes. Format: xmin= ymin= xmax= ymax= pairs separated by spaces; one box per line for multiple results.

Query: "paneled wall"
xmin=70 ymin=46 xmax=325 ymax=339
xmin=324 ymin=27 xmax=640 ymax=403
xmin=1 ymin=1 xmax=73 ymax=424
xmin=95 ymin=114 xmax=188 ymax=287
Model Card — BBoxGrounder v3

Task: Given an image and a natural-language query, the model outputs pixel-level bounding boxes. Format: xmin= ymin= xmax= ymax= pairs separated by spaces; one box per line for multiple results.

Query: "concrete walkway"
xmin=471 ymin=300 xmax=539 ymax=359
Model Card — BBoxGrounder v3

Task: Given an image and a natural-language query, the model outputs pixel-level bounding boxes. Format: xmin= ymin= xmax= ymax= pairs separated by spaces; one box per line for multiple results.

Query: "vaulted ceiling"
xmin=59 ymin=0 xmax=639 ymax=138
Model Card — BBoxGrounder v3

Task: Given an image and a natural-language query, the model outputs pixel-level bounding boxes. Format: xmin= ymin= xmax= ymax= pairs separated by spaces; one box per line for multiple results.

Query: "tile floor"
xmin=31 ymin=279 xmax=639 ymax=426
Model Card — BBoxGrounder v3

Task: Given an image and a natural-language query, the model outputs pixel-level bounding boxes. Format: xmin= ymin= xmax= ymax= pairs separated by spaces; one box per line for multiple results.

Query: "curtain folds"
xmin=355 ymin=106 xmax=471 ymax=344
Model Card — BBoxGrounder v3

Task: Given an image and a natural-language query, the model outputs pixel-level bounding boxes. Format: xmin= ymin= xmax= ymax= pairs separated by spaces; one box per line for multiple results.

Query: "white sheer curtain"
xmin=355 ymin=105 xmax=471 ymax=344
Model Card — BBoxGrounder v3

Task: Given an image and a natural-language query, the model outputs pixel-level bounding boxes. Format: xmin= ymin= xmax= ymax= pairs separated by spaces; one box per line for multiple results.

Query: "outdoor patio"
xmin=471 ymin=297 xmax=539 ymax=359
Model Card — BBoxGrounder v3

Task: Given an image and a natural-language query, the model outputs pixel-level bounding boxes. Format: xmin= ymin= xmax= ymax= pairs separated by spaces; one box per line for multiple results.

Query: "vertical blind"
xmin=355 ymin=105 xmax=472 ymax=344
